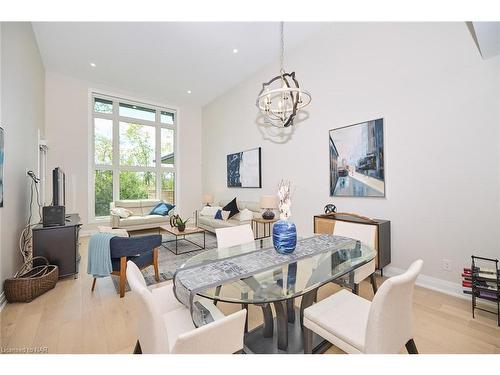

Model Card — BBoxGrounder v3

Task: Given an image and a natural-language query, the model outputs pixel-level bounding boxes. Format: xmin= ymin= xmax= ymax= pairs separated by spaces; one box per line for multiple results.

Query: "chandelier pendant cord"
xmin=280 ymin=21 xmax=285 ymax=76
xmin=256 ymin=21 xmax=311 ymax=128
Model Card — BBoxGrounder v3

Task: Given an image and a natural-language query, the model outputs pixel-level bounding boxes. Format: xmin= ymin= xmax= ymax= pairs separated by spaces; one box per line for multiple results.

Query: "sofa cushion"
xmin=141 ymin=199 xmax=163 ymax=211
xmin=199 ymin=206 xmax=221 ymax=216
xmin=214 ymin=209 xmax=230 ymax=221
xmin=199 ymin=216 xmax=239 ymax=229
xmin=118 ymin=214 xmax=168 ymax=227
xmin=237 ymin=208 xmax=254 ymax=221
xmin=245 ymin=202 xmax=261 ymax=213
xmin=150 ymin=202 xmax=175 ymax=216
xmin=111 ymin=207 xmax=133 ymax=218
xmin=222 ymin=198 xmax=239 ymax=219
xmin=114 ymin=200 xmax=143 ymax=216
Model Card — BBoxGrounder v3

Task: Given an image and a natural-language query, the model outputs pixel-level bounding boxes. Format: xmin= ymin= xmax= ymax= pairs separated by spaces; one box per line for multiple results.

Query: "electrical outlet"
xmin=441 ymin=259 xmax=452 ymax=272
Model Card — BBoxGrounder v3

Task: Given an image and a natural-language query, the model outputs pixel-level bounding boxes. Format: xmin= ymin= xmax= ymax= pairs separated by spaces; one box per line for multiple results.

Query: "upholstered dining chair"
xmin=215 ymin=224 xmax=255 ymax=248
xmin=91 ymin=234 xmax=161 ymax=298
xmin=333 ymin=221 xmax=378 ymax=295
xmin=214 ymin=224 xmax=256 ymax=328
xmin=126 ymin=261 xmax=247 ymax=354
xmin=303 ymin=259 xmax=423 ymax=354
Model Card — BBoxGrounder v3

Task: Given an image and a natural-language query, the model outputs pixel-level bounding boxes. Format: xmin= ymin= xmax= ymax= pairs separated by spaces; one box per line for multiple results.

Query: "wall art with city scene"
xmin=329 ymin=118 xmax=385 ymax=197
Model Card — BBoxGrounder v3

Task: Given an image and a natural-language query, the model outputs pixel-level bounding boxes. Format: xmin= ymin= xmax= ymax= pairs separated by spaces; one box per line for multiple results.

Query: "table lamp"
xmin=260 ymin=195 xmax=278 ymax=220
xmin=202 ymin=194 xmax=214 ymax=206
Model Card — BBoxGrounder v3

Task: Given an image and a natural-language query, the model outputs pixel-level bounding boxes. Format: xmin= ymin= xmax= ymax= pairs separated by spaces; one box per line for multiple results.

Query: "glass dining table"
xmin=180 ymin=235 xmax=376 ymax=354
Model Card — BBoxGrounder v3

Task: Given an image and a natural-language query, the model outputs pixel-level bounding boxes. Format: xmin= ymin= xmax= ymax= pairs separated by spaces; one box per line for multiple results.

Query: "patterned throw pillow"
xmin=222 ymin=197 xmax=240 ymax=219
xmin=214 ymin=209 xmax=230 ymax=221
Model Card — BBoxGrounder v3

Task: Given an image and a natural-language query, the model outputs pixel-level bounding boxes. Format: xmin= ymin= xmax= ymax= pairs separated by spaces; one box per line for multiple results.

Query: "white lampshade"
xmin=260 ymin=195 xmax=278 ymax=209
xmin=202 ymin=194 xmax=214 ymax=204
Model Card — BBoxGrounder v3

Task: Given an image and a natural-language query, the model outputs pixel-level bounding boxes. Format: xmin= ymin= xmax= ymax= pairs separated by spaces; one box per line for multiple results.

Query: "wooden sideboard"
xmin=313 ymin=213 xmax=391 ymax=274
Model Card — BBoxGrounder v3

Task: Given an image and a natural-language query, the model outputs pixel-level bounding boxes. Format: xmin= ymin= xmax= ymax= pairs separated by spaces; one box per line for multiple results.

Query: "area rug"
xmin=111 ymin=231 xmax=217 ymax=293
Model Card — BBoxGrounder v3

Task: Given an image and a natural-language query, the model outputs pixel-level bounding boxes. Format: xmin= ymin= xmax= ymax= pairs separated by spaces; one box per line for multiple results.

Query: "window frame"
xmin=89 ymin=91 xmax=178 ymax=221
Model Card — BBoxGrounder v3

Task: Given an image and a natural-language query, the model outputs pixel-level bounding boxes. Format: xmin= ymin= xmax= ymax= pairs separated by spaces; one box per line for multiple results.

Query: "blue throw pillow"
xmin=214 ymin=209 xmax=223 ymax=220
xmin=150 ymin=202 xmax=175 ymax=216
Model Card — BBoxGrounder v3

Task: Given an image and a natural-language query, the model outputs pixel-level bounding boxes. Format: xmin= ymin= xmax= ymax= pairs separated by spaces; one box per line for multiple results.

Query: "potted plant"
xmin=170 ymin=215 xmax=190 ymax=232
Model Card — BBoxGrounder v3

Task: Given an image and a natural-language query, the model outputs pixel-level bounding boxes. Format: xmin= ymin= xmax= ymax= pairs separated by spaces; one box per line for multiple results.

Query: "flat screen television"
xmin=52 ymin=167 xmax=65 ymax=206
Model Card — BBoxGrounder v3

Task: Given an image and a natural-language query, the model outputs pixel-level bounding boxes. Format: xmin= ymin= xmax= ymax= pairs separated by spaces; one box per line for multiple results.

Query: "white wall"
xmin=202 ymin=22 xmax=500 ymax=285
xmin=45 ymin=72 xmax=202 ymax=228
xmin=0 ymin=22 xmax=45 ymax=288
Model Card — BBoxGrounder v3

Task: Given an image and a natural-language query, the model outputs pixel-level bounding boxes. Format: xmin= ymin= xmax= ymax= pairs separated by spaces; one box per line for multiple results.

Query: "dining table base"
xmin=243 ymin=307 xmax=331 ymax=354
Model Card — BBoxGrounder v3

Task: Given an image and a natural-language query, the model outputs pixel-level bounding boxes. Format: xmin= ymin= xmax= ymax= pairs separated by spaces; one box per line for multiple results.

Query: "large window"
xmin=92 ymin=94 xmax=176 ymax=218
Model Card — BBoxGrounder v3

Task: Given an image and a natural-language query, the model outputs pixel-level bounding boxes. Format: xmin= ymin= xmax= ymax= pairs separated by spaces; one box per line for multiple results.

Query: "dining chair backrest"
xmin=171 ymin=309 xmax=247 ymax=354
xmin=333 ymin=221 xmax=377 ymax=283
xmin=364 ymin=259 xmax=423 ymax=354
xmin=333 ymin=221 xmax=377 ymax=248
xmin=215 ymin=224 xmax=254 ymax=248
xmin=126 ymin=261 xmax=169 ymax=354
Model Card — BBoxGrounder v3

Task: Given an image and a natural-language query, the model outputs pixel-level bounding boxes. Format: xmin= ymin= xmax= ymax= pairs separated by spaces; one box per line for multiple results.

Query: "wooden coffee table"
xmin=160 ymin=225 xmax=206 ymax=255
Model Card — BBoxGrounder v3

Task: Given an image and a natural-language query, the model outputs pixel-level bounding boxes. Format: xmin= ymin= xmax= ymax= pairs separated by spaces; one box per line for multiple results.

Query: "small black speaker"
xmin=43 ymin=206 xmax=66 ymax=227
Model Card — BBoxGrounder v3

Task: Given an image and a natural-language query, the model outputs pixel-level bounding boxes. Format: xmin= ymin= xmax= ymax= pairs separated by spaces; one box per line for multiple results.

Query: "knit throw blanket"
xmin=87 ymin=232 xmax=116 ymax=278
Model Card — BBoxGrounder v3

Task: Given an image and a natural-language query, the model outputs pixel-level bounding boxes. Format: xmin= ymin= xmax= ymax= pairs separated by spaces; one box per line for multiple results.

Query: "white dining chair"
xmin=333 ymin=220 xmax=378 ymax=295
xmin=303 ymin=259 xmax=423 ymax=354
xmin=126 ymin=261 xmax=247 ymax=354
xmin=214 ymin=223 xmax=257 ymax=329
xmin=215 ymin=224 xmax=255 ymax=248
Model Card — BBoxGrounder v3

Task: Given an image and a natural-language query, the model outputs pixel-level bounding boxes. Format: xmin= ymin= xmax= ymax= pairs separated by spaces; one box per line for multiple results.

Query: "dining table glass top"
xmin=181 ymin=235 xmax=376 ymax=305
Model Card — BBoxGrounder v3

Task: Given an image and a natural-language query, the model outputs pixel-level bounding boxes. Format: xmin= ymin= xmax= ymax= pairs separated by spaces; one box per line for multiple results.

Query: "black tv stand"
xmin=32 ymin=213 xmax=82 ymax=278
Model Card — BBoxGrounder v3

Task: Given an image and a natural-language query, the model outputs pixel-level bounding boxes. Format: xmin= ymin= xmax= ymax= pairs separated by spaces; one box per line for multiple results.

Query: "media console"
xmin=32 ymin=213 xmax=82 ymax=278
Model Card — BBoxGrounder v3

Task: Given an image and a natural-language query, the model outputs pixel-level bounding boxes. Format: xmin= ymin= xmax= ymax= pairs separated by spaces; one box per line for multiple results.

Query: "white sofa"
xmin=197 ymin=200 xmax=268 ymax=233
xmin=110 ymin=199 xmax=173 ymax=231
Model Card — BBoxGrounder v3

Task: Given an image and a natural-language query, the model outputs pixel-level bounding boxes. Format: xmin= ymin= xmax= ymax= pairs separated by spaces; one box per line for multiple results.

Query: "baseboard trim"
xmin=383 ymin=266 xmax=468 ymax=301
xmin=0 ymin=291 xmax=7 ymax=312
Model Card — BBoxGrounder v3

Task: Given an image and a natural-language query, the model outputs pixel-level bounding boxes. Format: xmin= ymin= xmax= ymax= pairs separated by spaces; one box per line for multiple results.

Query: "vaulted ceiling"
xmin=33 ymin=22 xmax=327 ymax=106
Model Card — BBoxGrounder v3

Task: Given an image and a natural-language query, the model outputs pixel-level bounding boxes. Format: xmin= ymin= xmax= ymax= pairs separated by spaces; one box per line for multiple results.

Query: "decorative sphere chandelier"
xmin=256 ymin=22 xmax=312 ymax=128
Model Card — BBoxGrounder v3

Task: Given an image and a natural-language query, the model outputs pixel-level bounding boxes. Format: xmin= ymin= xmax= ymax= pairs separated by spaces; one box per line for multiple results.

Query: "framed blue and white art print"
xmin=227 ymin=147 xmax=262 ymax=188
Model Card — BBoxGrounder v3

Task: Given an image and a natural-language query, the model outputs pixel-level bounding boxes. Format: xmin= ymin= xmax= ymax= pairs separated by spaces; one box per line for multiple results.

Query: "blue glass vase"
xmin=273 ymin=220 xmax=297 ymax=254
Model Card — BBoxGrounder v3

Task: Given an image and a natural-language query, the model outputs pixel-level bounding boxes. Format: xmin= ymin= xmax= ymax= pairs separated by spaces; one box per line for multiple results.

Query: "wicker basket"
xmin=4 ymin=256 xmax=59 ymax=303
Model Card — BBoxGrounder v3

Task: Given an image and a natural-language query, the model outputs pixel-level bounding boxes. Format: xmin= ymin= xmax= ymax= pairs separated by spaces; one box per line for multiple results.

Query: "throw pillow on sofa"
xmin=222 ymin=198 xmax=239 ymax=219
xmin=237 ymin=208 xmax=254 ymax=221
xmin=150 ymin=202 xmax=175 ymax=216
xmin=111 ymin=207 xmax=133 ymax=218
xmin=214 ymin=209 xmax=231 ymax=221
xmin=200 ymin=205 xmax=221 ymax=217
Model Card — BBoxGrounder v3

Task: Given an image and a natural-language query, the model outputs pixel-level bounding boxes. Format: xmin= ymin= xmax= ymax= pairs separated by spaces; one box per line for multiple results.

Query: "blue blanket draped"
xmin=87 ymin=232 xmax=116 ymax=278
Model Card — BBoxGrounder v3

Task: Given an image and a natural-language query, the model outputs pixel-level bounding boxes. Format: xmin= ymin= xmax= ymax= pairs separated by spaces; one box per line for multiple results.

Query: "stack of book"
xmin=462 ymin=267 xmax=472 ymax=296
xmin=470 ymin=255 xmax=500 ymax=326
xmin=471 ymin=266 xmax=500 ymax=302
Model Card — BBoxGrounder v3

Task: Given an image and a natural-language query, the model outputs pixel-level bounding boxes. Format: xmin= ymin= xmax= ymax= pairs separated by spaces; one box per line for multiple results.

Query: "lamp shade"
xmin=260 ymin=195 xmax=278 ymax=209
xmin=202 ymin=194 xmax=214 ymax=204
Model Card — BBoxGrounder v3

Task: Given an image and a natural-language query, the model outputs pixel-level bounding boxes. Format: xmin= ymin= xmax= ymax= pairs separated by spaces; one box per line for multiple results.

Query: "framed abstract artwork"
xmin=329 ymin=118 xmax=385 ymax=197
xmin=227 ymin=147 xmax=262 ymax=188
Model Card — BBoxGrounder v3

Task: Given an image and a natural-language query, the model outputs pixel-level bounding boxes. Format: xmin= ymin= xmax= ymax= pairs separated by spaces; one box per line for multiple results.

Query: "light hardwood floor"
xmin=1 ymin=236 xmax=499 ymax=354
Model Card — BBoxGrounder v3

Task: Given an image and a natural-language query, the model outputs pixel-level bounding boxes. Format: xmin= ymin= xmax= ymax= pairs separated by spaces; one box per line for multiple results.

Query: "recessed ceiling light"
xmin=187 ymin=90 xmax=192 ymax=94
xmin=90 ymin=62 xmax=96 ymax=67
xmin=232 ymin=48 xmax=239 ymax=54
